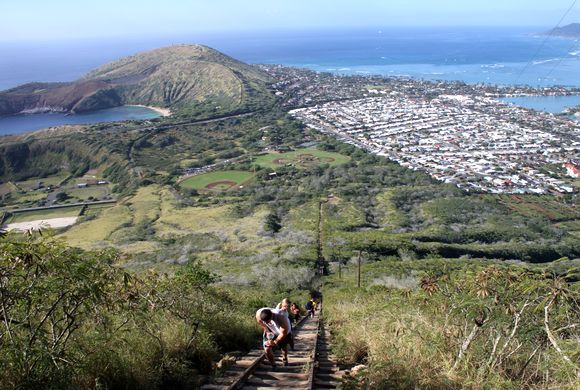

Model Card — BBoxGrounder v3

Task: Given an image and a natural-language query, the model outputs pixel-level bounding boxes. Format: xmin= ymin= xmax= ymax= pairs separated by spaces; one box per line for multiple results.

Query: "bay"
xmin=500 ymin=95 xmax=580 ymax=118
xmin=0 ymin=106 xmax=160 ymax=136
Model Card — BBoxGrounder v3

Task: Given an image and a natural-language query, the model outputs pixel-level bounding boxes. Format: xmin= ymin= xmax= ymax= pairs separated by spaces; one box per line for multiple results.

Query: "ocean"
xmin=1 ymin=27 xmax=580 ymax=134
xmin=2 ymin=27 xmax=580 ymax=90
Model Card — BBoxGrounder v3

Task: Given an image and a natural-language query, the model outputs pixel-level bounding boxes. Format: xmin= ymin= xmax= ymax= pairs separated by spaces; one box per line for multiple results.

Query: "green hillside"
xmin=82 ymin=45 xmax=274 ymax=115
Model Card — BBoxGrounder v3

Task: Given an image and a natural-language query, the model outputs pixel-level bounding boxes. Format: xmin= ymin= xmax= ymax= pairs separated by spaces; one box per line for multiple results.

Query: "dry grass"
xmin=128 ymin=186 xmax=162 ymax=224
xmin=156 ymin=195 xmax=257 ymax=238
xmin=54 ymin=184 xmax=317 ymax=288
xmin=323 ymin=262 xmax=580 ymax=389
xmin=57 ymin=203 xmax=132 ymax=250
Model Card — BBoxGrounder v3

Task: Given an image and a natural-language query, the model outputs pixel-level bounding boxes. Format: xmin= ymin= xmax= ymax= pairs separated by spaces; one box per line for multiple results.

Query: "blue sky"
xmin=2 ymin=0 xmax=579 ymax=41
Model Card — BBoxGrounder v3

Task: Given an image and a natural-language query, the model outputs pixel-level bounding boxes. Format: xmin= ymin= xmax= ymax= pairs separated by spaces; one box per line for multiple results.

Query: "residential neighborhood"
xmin=291 ymin=93 xmax=580 ymax=194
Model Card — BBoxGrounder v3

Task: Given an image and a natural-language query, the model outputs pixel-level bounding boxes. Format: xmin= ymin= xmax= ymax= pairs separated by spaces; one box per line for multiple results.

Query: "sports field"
xmin=253 ymin=148 xmax=350 ymax=169
xmin=180 ymin=170 xmax=254 ymax=192
xmin=7 ymin=206 xmax=83 ymax=223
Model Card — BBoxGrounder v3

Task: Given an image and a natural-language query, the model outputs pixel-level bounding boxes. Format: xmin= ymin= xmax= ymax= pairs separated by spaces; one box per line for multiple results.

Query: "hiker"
xmin=256 ymin=307 xmax=292 ymax=368
xmin=276 ymin=297 xmax=291 ymax=312
xmin=305 ymin=299 xmax=315 ymax=318
xmin=290 ymin=302 xmax=301 ymax=323
xmin=275 ymin=298 xmax=295 ymax=350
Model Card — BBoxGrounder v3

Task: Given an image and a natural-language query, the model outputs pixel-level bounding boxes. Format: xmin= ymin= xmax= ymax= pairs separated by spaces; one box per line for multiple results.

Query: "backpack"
xmin=305 ymin=301 xmax=313 ymax=310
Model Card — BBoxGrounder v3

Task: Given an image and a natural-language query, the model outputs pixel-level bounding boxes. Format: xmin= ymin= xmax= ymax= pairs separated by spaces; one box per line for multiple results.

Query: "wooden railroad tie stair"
xmin=202 ymin=308 xmax=347 ymax=389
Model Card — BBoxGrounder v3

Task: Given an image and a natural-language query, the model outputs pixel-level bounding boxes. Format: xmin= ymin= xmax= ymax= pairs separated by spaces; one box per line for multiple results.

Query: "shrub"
xmin=0 ymin=234 xmax=271 ymax=389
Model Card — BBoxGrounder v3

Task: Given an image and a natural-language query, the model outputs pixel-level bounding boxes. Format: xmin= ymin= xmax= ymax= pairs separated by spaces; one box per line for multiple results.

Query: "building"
xmin=563 ymin=163 xmax=580 ymax=178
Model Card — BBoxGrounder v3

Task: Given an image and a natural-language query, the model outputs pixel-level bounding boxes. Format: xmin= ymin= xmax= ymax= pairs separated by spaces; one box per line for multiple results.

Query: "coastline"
xmin=128 ymin=104 xmax=171 ymax=117
xmin=0 ymin=105 xmax=171 ymax=136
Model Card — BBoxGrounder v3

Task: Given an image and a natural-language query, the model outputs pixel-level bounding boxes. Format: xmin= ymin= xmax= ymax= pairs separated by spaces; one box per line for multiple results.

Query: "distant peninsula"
xmin=0 ymin=45 xmax=273 ymax=118
xmin=546 ymin=22 xmax=580 ymax=38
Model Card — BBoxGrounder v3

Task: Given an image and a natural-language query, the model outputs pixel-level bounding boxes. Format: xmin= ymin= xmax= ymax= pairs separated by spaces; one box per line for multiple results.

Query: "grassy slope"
xmin=323 ymin=258 xmax=580 ymax=389
xmin=82 ymin=45 xmax=273 ymax=114
xmin=83 ymin=45 xmax=270 ymax=84
xmin=58 ymin=203 xmax=133 ymax=249
xmin=55 ymin=182 xmax=319 ymax=289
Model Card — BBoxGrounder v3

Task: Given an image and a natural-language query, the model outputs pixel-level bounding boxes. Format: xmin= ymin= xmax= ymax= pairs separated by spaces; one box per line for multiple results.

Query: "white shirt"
xmin=257 ymin=307 xmax=291 ymax=336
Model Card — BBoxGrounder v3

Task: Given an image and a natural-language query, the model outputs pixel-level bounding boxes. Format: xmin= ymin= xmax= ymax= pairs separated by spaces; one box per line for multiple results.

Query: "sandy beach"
xmin=129 ymin=105 xmax=172 ymax=117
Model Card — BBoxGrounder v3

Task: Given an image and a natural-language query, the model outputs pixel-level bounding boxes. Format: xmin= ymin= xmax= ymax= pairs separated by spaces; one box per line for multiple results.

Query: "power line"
xmin=544 ymin=32 xmax=580 ymax=84
xmin=514 ymin=0 xmax=578 ymax=85
xmin=544 ymin=45 xmax=579 ymax=84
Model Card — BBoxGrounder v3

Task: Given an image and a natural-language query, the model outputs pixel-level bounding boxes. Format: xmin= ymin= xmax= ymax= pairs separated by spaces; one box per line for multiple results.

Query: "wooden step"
xmin=254 ymin=372 xmax=309 ymax=381
xmin=314 ymin=379 xmax=342 ymax=388
xmin=317 ymin=361 xmax=339 ymax=367
xmin=212 ymin=314 xmax=329 ymax=389
xmin=247 ymin=378 xmax=309 ymax=387
xmin=211 ymin=377 xmax=234 ymax=385
xmin=256 ymin=364 xmax=306 ymax=373
xmin=316 ymin=367 xmax=341 ymax=374
xmin=244 ymin=352 xmax=264 ymax=357
xmin=316 ymin=373 xmax=345 ymax=381
xmin=234 ymin=361 xmax=260 ymax=368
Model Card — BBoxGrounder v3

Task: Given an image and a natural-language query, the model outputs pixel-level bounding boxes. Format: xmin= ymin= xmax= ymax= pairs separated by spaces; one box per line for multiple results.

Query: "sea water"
xmin=500 ymin=95 xmax=580 ymax=118
xmin=228 ymin=27 xmax=580 ymax=88
xmin=2 ymin=28 xmax=580 ymax=91
xmin=0 ymin=106 xmax=160 ymax=136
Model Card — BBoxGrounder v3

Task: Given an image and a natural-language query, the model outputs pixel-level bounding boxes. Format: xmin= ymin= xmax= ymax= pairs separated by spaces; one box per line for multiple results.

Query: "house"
xmin=563 ymin=163 xmax=580 ymax=178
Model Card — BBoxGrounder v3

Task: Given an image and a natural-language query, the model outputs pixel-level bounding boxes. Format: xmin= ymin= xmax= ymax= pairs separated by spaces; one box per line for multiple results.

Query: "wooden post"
xmin=338 ymin=262 xmax=342 ymax=279
xmin=357 ymin=250 xmax=362 ymax=288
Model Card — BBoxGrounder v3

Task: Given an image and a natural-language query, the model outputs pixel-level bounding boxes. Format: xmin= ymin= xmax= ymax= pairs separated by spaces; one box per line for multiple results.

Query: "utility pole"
xmin=357 ymin=250 xmax=362 ymax=288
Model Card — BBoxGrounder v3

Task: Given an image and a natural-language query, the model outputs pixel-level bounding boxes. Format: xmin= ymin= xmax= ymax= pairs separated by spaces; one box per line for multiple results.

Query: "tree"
xmin=264 ymin=212 xmax=282 ymax=233
xmin=0 ymin=236 xmax=120 ymax=388
xmin=54 ymin=192 xmax=69 ymax=202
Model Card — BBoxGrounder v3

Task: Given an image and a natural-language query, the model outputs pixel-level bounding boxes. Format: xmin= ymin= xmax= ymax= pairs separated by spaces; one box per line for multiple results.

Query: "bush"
xmin=264 ymin=212 xmax=282 ymax=233
xmin=55 ymin=191 xmax=69 ymax=202
xmin=0 ymin=234 xmax=268 ymax=389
